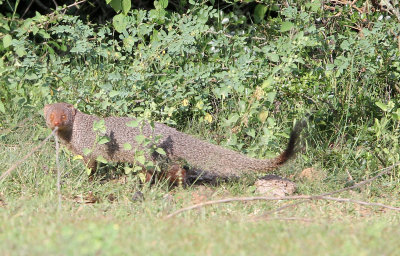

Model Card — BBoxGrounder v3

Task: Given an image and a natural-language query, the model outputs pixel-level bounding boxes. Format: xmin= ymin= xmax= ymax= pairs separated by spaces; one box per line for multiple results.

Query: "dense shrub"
xmin=1 ymin=0 xmax=400 ymax=180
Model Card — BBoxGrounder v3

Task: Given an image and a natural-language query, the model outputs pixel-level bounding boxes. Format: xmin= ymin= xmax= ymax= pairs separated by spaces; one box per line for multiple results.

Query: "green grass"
xmin=1 ymin=195 xmax=399 ymax=255
xmin=1 ymin=117 xmax=400 ymax=256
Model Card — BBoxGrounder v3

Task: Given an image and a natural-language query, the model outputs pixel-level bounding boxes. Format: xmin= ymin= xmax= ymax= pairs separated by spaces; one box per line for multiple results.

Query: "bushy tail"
xmin=272 ymin=120 xmax=306 ymax=166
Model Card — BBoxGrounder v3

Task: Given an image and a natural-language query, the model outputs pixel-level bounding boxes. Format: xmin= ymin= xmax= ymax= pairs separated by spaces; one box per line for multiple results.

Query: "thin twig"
xmin=260 ymin=200 xmax=307 ymax=216
xmin=165 ymin=196 xmax=304 ymax=219
xmin=0 ymin=127 xmax=58 ymax=183
xmin=165 ymin=193 xmax=400 ymax=219
xmin=253 ymin=217 xmax=315 ymax=223
xmin=165 ymin=162 xmax=400 ymax=219
xmin=55 ymin=132 xmax=62 ymax=210
xmin=320 ymin=163 xmax=400 ymax=197
xmin=34 ymin=0 xmax=51 ymax=11
xmin=52 ymin=0 xmax=87 ymax=14
xmin=22 ymin=0 xmax=35 ymax=18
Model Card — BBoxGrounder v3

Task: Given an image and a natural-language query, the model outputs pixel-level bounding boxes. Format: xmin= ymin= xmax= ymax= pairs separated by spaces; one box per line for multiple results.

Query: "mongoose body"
xmin=44 ymin=103 xmax=300 ymax=180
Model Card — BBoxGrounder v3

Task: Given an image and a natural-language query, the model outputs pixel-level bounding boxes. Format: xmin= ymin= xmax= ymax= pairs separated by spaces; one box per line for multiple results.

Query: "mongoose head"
xmin=44 ymin=103 xmax=76 ymax=131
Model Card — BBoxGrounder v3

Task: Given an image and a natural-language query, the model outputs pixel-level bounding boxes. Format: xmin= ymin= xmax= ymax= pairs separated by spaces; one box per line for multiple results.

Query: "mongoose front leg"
xmin=145 ymin=164 xmax=187 ymax=187
xmin=165 ymin=164 xmax=187 ymax=187
xmin=84 ymin=158 xmax=97 ymax=180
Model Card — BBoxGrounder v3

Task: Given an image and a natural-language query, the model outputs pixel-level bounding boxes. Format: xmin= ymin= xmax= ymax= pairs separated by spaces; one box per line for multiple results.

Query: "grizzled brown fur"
xmin=44 ymin=103 xmax=301 ymax=180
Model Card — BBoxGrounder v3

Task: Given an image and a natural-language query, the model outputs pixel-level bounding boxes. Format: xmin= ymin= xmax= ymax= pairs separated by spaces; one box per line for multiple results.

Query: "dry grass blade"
xmin=0 ymin=127 xmax=58 ymax=183
xmin=55 ymin=132 xmax=62 ymax=210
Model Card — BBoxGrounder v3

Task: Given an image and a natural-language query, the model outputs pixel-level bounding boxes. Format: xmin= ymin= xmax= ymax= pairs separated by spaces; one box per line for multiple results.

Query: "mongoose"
xmin=44 ymin=102 xmax=302 ymax=181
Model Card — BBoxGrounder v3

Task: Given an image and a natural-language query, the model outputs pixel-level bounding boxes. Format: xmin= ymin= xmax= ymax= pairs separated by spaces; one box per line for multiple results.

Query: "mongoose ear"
xmin=65 ymin=104 xmax=77 ymax=115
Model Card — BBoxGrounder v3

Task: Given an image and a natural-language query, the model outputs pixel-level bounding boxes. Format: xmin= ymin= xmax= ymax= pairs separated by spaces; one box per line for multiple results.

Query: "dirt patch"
xmin=298 ymin=167 xmax=325 ymax=182
xmin=254 ymin=175 xmax=296 ymax=197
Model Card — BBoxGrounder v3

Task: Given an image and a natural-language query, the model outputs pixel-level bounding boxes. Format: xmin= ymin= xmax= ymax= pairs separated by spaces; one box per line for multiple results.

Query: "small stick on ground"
xmin=164 ymin=194 xmax=400 ymax=219
xmin=55 ymin=132 xmax=62 ymax=210
xmin=165 ymin=162 xmax=400 ymax=219
xmin=0 ymin=127 xmax=58 ymax=183
xmin=258 ymin=217 xmax=314 ymax=223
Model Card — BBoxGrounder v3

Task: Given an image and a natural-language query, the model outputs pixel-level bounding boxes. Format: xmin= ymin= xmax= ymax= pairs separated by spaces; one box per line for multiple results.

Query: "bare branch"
xmin=22 ymin=0 xmax=35 ymax=18
xmin=34 ymin=0 xmax=51 ymax=12
xmin=53 ymin=0 xmax=87 ymax=14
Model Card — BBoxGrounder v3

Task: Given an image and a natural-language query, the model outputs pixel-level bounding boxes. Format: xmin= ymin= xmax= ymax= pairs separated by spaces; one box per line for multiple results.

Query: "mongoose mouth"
xmin=48 ymin=123 xmax=68 ymax=131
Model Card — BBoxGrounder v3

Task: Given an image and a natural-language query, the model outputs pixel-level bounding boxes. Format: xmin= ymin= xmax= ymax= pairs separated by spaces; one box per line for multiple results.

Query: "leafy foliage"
xmin=1 ymin=1 xmax=400 ymax=181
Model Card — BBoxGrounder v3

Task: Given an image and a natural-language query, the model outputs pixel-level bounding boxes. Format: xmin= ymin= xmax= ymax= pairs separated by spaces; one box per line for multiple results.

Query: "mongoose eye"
xmin=61 ymin=115 xmax=66 ymax=120
xmin=50 ymin=114 xmax=54 ymax=121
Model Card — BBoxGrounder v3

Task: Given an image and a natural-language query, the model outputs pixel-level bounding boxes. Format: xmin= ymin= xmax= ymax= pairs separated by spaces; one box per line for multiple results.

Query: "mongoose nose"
xmin=53 ymin=121 xmax=60 ymax=126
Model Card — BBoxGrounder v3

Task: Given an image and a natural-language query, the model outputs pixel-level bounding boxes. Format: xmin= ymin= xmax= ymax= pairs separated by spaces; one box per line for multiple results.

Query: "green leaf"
xmin=109 ymin=0 xmax=122 ymax=12
xmin=392 ymin=109 xmax=400 ymax=121
xmin=135 ymin=134 xmax=146 ymax=143
xmin=15 ymin=47 xmax=26 ymax=57
xmin=83 ymin=148 xmax=92 ymax=156
xmin=261 ymin=77 xmax=274 ymax=89
xmin=3 ymin=34 xmax=12 ymax=48
xmin=254 ymin=4 xmax=268 ymax=23
xmin=123 ymin=143 xmax=132 ymax=150
xmin=126 ymin=120 xmax=139 ymax=127
xmin=266 ymin=52 xmax=279 ymax=62
xmin=246 ymin=129 xmax=256 ymax=138
xmin=113 ymin=13 xmax=127 ymax=33
xmin=134 ymin=166 xmax=143 ymax=172
xmin=224 ymin=113 xmax=239 ymax=126
xmin=98 ymin=136 xmax=110 ymax=145
xmin=155 ymin=148 xmax=166 ymax=155
xmin=93 ymin=119 xmax=107 ymax=133
xmin=145 ymin=161 xmax=155 ymax=169
xmin=138 ymin=172 xmax=146 ymax=183
xmin=86 ymin=167 xmax=93 ymax=176
xmin=267 ymin=91 xmax=277 ymax=103
xmin=0 ymin=101 xmax=5 ymax=113
xmin=280 ymin=21 xmax=295 ymax=32
xmin=124 ymin=166 xmax=133 ymax=174
xmin=38 ymin=29 xmax=50 ymax=39
xmin=159 ymin=0 xmax=168 ymax=8
xmin=376 ymin=102 xmax=388 ymax=112
xmin=73 ymin=155 xmax=83 ymax=160
xmin=306 ymin=0 xmax=321 ymax=12
xmin=123 ymin=36 xmax=135 ymax=49
xmin=96 ymin=155 xmax=108 ymax=164
xmin=136 ymin=155 xmax=146 ymax=165
xmin=122 ymin=0 xmax=131 ymax=15
xmin=109 ymin=90 xmax=120 ymax=97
